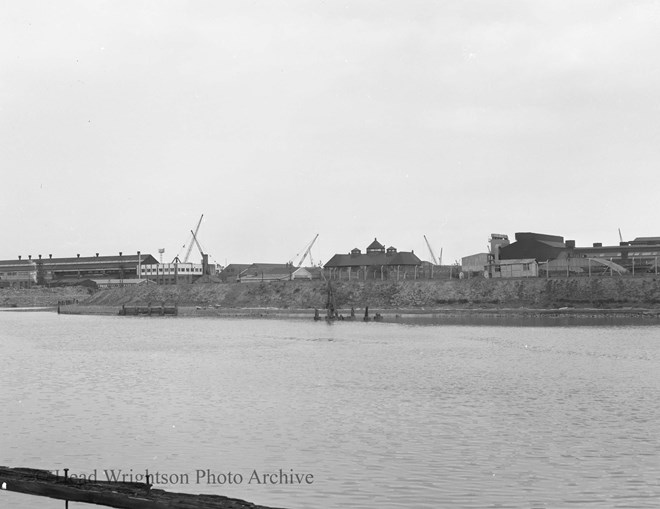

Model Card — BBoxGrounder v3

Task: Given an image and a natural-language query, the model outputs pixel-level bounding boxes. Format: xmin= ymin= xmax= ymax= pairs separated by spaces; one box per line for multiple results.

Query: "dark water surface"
xmin=1 ymin=312 xmax=659 ymax=508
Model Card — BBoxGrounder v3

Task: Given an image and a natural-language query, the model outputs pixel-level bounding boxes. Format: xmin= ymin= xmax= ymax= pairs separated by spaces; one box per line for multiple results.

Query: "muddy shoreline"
xmin=50 ymin=304 xmax=660 ymax=325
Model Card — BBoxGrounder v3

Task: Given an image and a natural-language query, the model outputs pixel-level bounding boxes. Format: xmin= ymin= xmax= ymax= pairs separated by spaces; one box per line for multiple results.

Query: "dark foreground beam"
xmin=0 ymin=466 xmax=285 ymax=509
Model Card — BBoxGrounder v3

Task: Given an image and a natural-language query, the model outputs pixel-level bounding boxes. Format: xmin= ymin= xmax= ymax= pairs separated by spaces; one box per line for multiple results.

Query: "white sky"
xmin=2 ymin=1 xmax=659 ymax=266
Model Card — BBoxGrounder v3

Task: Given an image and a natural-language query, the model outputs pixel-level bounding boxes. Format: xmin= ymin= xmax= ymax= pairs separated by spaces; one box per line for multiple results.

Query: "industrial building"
xmin=140 ymin=262 xmax=206 ymax=284
xmin=498 ymin=233 xmax=566 ymax=262
xmin=236 ymin=263 xmax=296 ymax=282
xmin=500 ymin=232 xmax=660 ymax=275
xmin=0 ymin=259 xmax=38 ymax=287
xmin=324 ymin=238 xmax=422 ymax=280
xmin=462 ymin=234 xmax=515 ymax=277
xmin=485 ymin=259 xmax=538 ymax=278
xmin=462 ymin=232 xmax=660 ymax=278
xmin=0 ymin=253 xmax=158 ymax=288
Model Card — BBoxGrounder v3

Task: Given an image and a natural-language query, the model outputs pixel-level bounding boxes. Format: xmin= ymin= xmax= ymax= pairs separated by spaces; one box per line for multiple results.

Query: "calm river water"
xmin=1 ymin=312 xmax=659 ymax=508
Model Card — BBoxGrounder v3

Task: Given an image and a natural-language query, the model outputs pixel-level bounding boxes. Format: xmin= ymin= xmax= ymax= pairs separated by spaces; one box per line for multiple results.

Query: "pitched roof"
xmin=630 ymin=237 xmax=660 ymax=245
xmin=0 ymin=254 xmax=158 ymax=269
xmin=496 ymin=258 xmax=537 ymax=266
xmin=243 ymin=263 xmax=294 ymax=276
xmin=367 ymin=238 xmax=385 ymax=250
xmin=324 ymin=251 xmax=421 ymax=268
xmin=0 ymin=259 xmax=37 ymax=269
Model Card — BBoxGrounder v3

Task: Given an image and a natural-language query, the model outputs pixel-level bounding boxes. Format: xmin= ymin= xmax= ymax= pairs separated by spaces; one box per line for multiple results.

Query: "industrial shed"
xmin=237 ymin=263 xmax=295 ymax=282
xmin=486 ymin=259 xmax=538 ymax=278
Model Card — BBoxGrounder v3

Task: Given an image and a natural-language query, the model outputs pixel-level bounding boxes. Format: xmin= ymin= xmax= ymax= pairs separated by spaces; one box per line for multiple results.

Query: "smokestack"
xmin=96 ymin=253 xmax=99 ymax=257
xmin=77 ymin=254 xmax=80 ymax=258
xmin=18 ymin=255 xmax=22 ymax=260
xmin=49 ymin=254 xmax=52 ymax=259
xmin=28 ymin=255 xmax=32 ymax=260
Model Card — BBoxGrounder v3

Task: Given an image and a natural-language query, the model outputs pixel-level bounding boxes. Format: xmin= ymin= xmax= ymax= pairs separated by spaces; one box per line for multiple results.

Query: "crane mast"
xmin=183 ymin=214 xmax=204 ymax=263
xmin=292 ymin=234 xmax=319 ymax=267
xmin=424 ymin=235 xmax=439 ymax=265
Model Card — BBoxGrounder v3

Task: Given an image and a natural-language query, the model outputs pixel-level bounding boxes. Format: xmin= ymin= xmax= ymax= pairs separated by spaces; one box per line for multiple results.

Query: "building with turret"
xmin=324 ymin=238 xmax=422 ymax=280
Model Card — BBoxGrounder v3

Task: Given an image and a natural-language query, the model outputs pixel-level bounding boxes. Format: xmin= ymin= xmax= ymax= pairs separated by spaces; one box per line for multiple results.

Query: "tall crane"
xmin=174 ymin=215 xmax=204 ymax=263
xmin=190 ymin=229 xmax=205 ymax=258
xmin=424 ymin=235 xmax=439 ymax=265
xmin=190 ymin=229 xmax=213 ymax=275
xmin=183 ymin=215 xmax=204 ymax=263
xmin=290 ymin=234 xmax=319 ymax=267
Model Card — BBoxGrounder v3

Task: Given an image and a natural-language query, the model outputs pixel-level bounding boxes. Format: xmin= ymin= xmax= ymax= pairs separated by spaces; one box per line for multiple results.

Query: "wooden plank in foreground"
xmin=0 ymin=466 xmax=285 ymax=509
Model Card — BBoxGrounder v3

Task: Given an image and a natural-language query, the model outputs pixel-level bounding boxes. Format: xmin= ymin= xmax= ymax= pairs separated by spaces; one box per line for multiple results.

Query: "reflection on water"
xmin=1 ymin=312 xmax=660 ymax=509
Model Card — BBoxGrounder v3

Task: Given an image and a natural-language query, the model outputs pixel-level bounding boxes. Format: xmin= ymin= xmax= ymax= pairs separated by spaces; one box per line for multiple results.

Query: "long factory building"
xmin=0 ymin=253 xmax=212 ymax=288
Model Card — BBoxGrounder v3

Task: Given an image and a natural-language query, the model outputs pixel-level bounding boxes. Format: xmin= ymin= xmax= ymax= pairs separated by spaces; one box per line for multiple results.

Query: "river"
xmin=1 ymin=312 xmax=659 ymax=508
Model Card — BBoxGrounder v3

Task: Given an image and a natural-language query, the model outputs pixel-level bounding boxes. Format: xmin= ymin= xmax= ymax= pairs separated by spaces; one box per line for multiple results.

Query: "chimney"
xmin=49 ymin=254 xmax=52 ymax=259
xmin=39 ymin=254 xmax=42 ymax=259
xmin=28 ymin=255 xmax=32 ymax=260
xmin=77 ymin=254 xmax=80 ymax=258
xmin=565 ymin=240 xmax=575 ymax=248
xmin=18 ymin=255 xmax=22 ymax=260
xmin=96 ymin=253 xmax=99 ymax=257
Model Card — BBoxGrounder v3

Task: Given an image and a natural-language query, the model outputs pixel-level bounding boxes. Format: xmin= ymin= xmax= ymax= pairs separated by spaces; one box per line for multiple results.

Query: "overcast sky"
xmin=2 ymin=1 xmax=659 ymax=266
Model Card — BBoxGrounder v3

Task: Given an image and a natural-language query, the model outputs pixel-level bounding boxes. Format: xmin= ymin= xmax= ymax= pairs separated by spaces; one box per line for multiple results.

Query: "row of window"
xmin=141 ymin=268 xmax=200 ymax=273
xmin=582 ymin=253 xmax=660 ymax=258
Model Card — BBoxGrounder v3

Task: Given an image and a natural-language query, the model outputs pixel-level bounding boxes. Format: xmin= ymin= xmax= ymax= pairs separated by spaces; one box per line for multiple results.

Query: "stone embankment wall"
xmin=79 ymin=277 xmax=660 ymax=310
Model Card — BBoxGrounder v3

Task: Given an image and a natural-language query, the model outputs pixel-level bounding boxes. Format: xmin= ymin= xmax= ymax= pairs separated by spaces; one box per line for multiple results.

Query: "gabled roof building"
xmin=236 ymin=263 xmax=295 ymax=282
xmin=324 ymin=238 xmax=422 ymax=280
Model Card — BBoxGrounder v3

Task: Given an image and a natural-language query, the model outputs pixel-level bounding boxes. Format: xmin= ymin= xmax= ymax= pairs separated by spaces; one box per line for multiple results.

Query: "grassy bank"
xmin=78 ymin=277 xmax=660 ymax=310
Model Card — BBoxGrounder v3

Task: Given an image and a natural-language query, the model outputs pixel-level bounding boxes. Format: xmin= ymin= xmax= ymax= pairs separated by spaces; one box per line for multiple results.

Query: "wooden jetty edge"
xmin=0 ymin=466 xmax=286 ymax=509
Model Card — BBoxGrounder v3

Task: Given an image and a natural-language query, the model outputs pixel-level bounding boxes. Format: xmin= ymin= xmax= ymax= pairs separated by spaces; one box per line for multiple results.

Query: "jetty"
xmin=0 ymin=466 xmax=283 ymax=509
xmin=118 ymin=304 xmax=178 ymax=316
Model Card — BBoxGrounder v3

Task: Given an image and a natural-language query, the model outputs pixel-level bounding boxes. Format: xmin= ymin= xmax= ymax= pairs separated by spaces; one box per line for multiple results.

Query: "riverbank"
xmin=6 ymin=278 xmax=660 ymax=321
xmin=78 ymin=277 xmax=660 ymax=309
xmin=0 ymin=286 xmax=92 ymax=308
xmin=57 ymin=302 xmax=660 ymax=321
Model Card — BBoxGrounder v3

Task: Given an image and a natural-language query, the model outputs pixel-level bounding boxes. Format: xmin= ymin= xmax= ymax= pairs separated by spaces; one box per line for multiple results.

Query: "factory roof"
xmin=0 ymin=254 xmax=158 ymax=270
